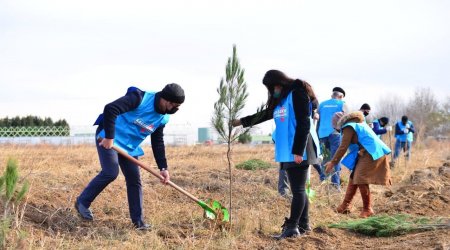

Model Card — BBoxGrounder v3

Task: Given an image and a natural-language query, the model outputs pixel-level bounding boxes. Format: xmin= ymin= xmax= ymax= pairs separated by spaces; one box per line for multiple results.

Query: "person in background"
xmin=317 ymin=87 xmax=349 ymax=190
xmin=393 ymin=115 xmax=415 ymax=162
xmin=232 ymin=70 xmax=320 ymax=239
xmin=75 ymin=83 xmax=185 ymax=230
xmin=325 ymin=111 xmax=391 ymax=218
xmin=359 ymin=103 xmax=374 ymax=128
xmin=311 ymin=100 xmax=326 ymax=182
xmin=372 ymin=117 xmax=391 ymax=138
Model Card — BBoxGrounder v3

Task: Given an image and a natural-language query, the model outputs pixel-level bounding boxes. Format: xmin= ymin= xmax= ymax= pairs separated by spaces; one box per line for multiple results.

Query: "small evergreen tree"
xmin=211 ymin=44 xmax=249 ymax=223
xmin=0 ymin=158 xmax=29 ymax=248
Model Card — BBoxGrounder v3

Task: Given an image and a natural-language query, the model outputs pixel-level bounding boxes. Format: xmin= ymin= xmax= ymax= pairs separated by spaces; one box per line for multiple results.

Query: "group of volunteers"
xmin=74 ymin=70 xmax=415 ymax=240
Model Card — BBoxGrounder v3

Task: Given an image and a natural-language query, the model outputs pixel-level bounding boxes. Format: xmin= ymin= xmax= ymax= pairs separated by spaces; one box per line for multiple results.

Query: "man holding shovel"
xmin=75 ymin=83 xmax=185 ymax=230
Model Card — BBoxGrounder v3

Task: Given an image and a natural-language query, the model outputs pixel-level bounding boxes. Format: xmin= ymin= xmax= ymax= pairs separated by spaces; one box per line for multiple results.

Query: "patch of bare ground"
xmin=0 ymin=141 xmax=448 ymax=249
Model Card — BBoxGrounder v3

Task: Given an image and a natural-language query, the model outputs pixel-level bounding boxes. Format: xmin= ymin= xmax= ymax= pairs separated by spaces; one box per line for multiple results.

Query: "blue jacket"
xmin=372 ymin=119 xmax=387 ymax=138
xmin=318 ymin=98 xmax=345 ymax=138
xmin=341 ymin=122 xmax=391 ymax=170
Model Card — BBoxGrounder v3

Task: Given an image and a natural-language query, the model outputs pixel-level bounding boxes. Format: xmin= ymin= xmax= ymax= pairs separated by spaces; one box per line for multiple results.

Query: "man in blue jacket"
xmin=393 ymin=115 xmax=415 ymax=163
xmin=372 ymin=117 xmax=391 ymax=138
xmin=75 ymin=83 xmax=185 ymax=230
xmin=317 ymin=87 xmax=349 ymax=190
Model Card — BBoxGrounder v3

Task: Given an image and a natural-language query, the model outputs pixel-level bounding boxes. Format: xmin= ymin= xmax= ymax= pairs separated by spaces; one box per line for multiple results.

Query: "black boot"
xmin=298 ymin=223 xmax=311 ymax=234
xmin=273 ymin=218 xmax=300 ymax=240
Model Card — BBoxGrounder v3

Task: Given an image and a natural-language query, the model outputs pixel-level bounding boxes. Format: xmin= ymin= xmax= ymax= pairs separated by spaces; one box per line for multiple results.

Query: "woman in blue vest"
xmin=325 ymin=111 xmax=391 ymax=218
xmin=232 ymin=70 xmax=320 ymax=239
xmin=75 ymin=83 xmax=185 ymax=230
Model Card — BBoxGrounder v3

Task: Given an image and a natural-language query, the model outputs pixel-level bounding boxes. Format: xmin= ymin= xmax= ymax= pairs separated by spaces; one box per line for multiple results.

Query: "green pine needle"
xmin=5 ymin=158 xmax=19 ymax=200
xmin=329 ymin=214 xmax=448 ymax=237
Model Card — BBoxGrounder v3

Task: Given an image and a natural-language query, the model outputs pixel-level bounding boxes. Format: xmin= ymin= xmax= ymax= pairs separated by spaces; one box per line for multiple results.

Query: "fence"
xmin=0 ymin=126 xmax=70 ymax=137
xmin=0 ymin=125 xmax=193 ymax=145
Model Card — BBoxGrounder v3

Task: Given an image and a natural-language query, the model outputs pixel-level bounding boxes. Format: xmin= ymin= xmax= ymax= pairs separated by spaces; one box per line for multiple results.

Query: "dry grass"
xmin=0 ymin=140 xmax=449 ymax=249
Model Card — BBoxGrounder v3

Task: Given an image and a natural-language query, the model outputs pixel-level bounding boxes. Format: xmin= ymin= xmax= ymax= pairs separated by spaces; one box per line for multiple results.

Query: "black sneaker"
xmin=273 ymin=217 xmax=300 ymax=240
xmin=298 ymin=224 xmax=312 ymax=234
xmin=75 ymin=198 xmax=94 ymax=221
xmin=133 ymin=220 xmax=152 ymax=231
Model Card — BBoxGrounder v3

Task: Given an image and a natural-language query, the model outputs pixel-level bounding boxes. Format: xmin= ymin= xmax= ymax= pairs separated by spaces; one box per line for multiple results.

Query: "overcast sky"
xmin=1 ymin=0 xmax=449 ymax=134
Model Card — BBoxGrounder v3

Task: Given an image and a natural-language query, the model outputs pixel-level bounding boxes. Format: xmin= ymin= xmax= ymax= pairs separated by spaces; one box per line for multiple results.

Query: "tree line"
xmin=0 ymin=116 xmax=69 ymax=127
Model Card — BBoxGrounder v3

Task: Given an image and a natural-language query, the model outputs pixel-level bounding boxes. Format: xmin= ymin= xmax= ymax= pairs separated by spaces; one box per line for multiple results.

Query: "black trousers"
xmin=284 ymin=163 xmax=309 ymax=225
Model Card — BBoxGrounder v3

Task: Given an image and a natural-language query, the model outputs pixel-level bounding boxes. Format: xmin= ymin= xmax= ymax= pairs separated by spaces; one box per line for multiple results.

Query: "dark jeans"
xmin=312 ymin=164 xmax=326 ymax=181
xmin=284 ymin=163 xmax=309 ymax=226
xmin=320 ymin=134 xmax=341 ymax=187
xmin=393 ymin=140 xmax=411 ymax=160
xmin=77 ymin=138 xmax=144 ymax=224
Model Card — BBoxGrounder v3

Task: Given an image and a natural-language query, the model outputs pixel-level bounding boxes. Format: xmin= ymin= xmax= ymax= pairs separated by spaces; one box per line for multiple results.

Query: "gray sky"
xmin=1 ymin=0 xmax=449 ymax=134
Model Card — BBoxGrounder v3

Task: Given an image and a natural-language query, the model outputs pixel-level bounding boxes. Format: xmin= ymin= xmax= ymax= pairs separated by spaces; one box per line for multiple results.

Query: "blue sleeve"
xmin=372 ymin=121 xmax=387 ymax=135
xmin=395 ymin=123 xmax=402 ymax=136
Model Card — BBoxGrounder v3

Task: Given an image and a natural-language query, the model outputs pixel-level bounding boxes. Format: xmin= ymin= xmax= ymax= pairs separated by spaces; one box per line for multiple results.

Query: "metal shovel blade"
xmin=201 ymin=199 xmax=229 ymax=222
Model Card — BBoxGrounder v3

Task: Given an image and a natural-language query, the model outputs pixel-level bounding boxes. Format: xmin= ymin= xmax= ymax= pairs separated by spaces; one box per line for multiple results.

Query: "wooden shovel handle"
xmin=97 ymin=138 xmax=202 ymax=203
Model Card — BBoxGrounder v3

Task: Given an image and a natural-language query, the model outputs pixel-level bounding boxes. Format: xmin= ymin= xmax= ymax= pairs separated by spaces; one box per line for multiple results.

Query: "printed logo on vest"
xmin=274 ymin=106 xmax=287 ymax=122
xmin=134 ymin=119 xmax=155 ymax=133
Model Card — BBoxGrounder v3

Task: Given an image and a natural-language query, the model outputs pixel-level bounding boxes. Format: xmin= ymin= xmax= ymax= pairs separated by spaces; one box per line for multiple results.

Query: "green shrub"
xmin=235 ymin=159 xmax=273 ymax=170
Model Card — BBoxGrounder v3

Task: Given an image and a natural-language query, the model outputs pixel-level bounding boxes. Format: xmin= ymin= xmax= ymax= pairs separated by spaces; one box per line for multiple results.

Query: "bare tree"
xmin=405 ymin=87 xmax=439 ymax=143
xmin=375 ymin=93 xmax=406 ymax=123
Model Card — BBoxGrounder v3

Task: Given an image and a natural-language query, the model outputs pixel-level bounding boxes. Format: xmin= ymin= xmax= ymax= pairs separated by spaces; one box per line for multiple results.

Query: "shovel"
xmin=103 ymin=141 xmax=229 ymax=222
xmin=306 ymin=167 xmax=316 ymax=201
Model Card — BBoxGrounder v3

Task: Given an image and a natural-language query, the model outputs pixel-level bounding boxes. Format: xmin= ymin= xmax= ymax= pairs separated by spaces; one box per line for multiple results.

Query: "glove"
xmin=318 ymin=155 xmax=324 ymax=164
xmin=405 ymin=123 xmax=410 ymax=129
xmin=386 ymin=126 xmax=392 ymax=131
xmin=403 ymin=128 xmax=409 ymax=134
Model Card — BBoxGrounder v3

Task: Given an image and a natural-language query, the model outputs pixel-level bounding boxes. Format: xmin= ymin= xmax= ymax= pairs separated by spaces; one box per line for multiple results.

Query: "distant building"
xmin=198 ymin=127 xmax=211 ymax=143
xmin=251 ymin=135 xmax=273 ymax=144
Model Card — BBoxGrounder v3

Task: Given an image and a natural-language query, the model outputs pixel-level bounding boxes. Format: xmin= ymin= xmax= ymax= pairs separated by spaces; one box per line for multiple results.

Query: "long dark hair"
xmin=262 ymin=69 xmax=316 ymax=109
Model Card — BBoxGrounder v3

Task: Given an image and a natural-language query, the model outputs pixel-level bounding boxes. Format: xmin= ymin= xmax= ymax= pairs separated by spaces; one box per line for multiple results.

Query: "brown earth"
xmin=0 ymin=141 xmax=449 ymax=249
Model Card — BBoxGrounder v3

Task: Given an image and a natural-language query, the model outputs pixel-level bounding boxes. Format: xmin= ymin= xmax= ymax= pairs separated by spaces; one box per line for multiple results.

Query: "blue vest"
xmin=372 ymin=119 xmax=382 ymax=138
xmin=273 ymin=92 xmax=320 ymax=162
xmin=318 ymin=98 xmax=344 ymax=138
xmin=395 ymin=121 xmax=414 ymax=142
xmin=97 ymin=91 xmax=169 ymax=156
xmin=341 ymin=122 xmax=391 ymax=170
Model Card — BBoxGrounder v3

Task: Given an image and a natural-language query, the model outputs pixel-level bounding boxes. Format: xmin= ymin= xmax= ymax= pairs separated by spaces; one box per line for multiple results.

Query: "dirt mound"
xmin=25 ymin=202 xmax=79 ymax=234
xmin=379 ymin=163 xmax=450 ymax=216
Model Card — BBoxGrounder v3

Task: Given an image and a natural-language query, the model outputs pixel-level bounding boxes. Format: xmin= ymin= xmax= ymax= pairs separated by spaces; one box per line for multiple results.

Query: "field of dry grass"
xmin=0 ymin=140 xmax=449 ymax=249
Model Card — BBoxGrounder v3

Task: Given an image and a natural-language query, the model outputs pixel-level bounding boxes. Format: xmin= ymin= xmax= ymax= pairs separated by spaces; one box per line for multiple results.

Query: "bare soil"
xmin=0 ymin=143 xmax=449 ymax=249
